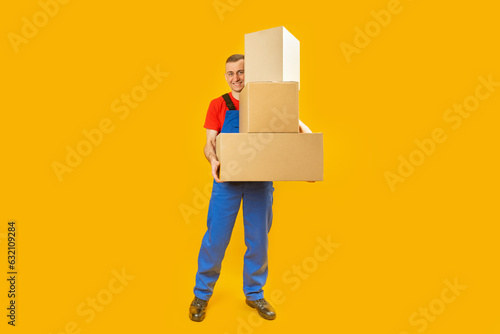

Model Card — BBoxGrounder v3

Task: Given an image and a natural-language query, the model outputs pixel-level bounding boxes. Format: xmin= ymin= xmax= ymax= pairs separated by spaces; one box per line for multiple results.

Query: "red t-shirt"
xmin=203 ymin=92 xmax=239 ymax=132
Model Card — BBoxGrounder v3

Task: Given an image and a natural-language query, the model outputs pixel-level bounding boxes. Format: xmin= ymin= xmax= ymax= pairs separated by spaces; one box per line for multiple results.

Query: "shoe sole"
xmin=245 ymin=300 xmax=276 ymax=320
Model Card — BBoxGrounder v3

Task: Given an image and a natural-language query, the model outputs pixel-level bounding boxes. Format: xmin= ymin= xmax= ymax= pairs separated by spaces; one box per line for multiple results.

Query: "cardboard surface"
xmin=244 ymin=26 xmax=300 ymax=89
xmin=216 ymin=133 xmax=323 ymax=181
xmin=239 ymin=82 xmax=299 ymax=133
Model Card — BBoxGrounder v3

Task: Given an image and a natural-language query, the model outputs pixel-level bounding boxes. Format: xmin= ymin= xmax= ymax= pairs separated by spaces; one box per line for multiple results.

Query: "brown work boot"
xmin=189 ymin=296 xmax=208 ymax=322
xmin=245 ymin=298 xmax=276 ymax=320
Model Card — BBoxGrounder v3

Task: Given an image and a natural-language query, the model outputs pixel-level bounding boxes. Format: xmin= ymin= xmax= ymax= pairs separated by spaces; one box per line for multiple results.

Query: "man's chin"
xmin=232 ymin=85 xmax=243 ymax=92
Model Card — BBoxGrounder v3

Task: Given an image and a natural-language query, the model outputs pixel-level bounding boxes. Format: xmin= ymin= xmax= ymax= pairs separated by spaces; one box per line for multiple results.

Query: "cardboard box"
xmin=240 ymin=82 xmax=299 ymax=133
xmin=216 ymin=133 xmax=323 ymax=181
xmin=245 ymin=26 xmax=300 ymax=89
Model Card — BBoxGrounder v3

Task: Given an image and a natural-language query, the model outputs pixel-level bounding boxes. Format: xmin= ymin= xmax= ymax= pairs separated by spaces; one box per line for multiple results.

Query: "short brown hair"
xmin=226 ymin=54 xmax=244 ymax=63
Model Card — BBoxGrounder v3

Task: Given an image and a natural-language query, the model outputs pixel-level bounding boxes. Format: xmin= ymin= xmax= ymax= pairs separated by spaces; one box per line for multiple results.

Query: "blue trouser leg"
xmin=193 ymin=181 xmax=274 ymax=301
xmin=194 ymin=181 xmax=242 ymax=300
xmin=242 ymin=181 xmax=274 ymax=301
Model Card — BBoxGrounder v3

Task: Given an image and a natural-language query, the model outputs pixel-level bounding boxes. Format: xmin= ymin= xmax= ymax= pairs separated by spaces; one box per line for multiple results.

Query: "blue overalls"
xmin=194 ymin=94 xmax=274 ymax=301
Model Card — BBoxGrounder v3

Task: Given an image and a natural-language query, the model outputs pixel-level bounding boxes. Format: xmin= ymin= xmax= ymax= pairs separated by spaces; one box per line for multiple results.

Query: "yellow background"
xmin=1 ymin=0 xmax=499 ymax=333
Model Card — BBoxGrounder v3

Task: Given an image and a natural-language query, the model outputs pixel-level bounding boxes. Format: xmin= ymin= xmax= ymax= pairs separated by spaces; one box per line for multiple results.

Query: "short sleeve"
xmin=204 ymin=98 xmax=222 ymax=132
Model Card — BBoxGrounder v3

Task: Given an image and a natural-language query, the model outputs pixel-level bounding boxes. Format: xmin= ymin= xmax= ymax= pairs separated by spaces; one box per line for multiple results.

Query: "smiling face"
xmin=225 ymin=59 xmax=245 ymax=94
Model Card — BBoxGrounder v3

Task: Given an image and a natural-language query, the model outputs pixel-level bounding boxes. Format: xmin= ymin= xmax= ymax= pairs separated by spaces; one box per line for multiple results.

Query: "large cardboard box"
xmin=245 ymin=26 xmax=300 ymax=89
xmin=216 ymin=133 xmax=323 ymax=181
xmin=240 ymin=82 xmax=299 ymax=133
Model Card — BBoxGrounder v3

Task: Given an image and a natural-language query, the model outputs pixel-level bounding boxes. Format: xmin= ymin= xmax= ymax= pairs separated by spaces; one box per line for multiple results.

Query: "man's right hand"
xmin=205 ymin=129 xmax=223 ymax=182
xmin=211 ymin=159 xmax=222 ymax=183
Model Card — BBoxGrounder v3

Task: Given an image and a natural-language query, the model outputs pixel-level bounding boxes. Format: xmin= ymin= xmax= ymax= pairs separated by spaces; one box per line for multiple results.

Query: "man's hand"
xmin=205 ymin=129 xmax=223 ymax=182
xmin=211 ymin=158 xmax=222 ymax=183
xmin=299 ymin=119 xmax=312 ymax=133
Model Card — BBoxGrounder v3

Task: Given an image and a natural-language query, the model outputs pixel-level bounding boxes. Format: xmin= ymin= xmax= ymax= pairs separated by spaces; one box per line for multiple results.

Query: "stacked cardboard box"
xmin=217 ymin=26 xmax=324 ymax=181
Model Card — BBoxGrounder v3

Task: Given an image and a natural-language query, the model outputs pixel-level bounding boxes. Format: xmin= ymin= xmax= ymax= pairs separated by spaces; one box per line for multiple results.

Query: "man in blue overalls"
xmin=189 ymin=54 xmax=311 ymax=322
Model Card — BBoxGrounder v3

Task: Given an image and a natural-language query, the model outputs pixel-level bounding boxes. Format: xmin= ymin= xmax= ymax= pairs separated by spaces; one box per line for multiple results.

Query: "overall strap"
xmin=222 ymin=93 xmax=236 ymax=110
